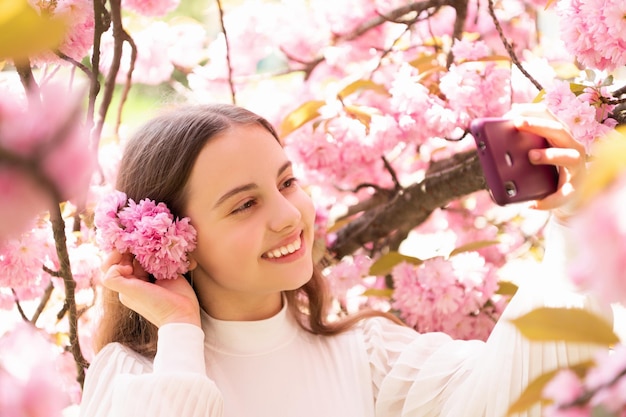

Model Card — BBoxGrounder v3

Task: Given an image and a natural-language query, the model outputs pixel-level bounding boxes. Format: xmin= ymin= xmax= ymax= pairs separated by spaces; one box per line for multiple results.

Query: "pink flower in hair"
xmin=94 ymin=190 xmax=197 ymax=280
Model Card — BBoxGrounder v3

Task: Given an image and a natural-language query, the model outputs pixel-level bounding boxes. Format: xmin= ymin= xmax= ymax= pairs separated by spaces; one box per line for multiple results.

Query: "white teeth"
xmin=265 ymin=237 xmax=301 ymax=259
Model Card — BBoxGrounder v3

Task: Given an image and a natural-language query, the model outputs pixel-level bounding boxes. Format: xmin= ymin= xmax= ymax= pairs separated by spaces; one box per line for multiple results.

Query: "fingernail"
xmin=529 ymin=150 xmax=541 ymax=162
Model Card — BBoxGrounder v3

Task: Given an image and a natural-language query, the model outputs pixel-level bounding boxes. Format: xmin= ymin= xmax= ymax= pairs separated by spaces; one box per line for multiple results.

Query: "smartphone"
xmin=470 ymin=117 xmax=559 ymax=206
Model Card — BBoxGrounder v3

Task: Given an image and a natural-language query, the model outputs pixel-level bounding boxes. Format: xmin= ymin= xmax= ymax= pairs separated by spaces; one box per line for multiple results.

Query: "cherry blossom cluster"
xmin=94 ymin=190 xmax=197 ymax=280
xmin=544 ymin=81 xmax=617 ymax=154
xmin=0 ymin=84 xmax=95 ymax=239
xmin=568 ymin=172 xmax=626 ymax=303
xmin=555 ymin=0 xmax=626 ymax=72
xmin=391 ymin=252 xmax=504 ymax=341
xmin=0 ymin=323 xmax=77 ymax=417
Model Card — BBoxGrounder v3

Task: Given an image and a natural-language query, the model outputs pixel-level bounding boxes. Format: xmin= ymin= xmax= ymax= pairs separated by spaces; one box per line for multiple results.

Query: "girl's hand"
xmin=507 ymin=104 xmax=586 ymax=220
xmin=101 ymin=251 xmax=201 ymax=328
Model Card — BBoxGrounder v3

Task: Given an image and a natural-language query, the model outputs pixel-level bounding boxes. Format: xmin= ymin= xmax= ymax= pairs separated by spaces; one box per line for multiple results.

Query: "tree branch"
xmin=329 ymin=149 xmax=487 ymax=258
xmin=50 ymin=205 xmax=88 ymax=387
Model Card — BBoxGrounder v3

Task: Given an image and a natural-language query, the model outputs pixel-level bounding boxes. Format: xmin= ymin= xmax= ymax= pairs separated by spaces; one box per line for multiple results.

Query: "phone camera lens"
xmin=478 ymin=141 xmax=486 ymax=151
xmin=504 ymin=181 xmax=517 ymax=197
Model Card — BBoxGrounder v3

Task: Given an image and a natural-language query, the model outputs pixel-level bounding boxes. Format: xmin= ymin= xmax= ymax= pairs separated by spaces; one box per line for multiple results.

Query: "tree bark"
xmin=329 ymin=149 xmax=487 ymax=258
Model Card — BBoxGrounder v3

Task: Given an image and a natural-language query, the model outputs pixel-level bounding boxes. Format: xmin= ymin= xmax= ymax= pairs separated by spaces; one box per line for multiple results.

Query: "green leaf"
xmin=510 ymin=307 xmax=619 ymax=345
xmin=337 ymin=80 xmax=390 ymax=101
xmin=495 ymin=281 xmax=518 ymax=296
xmin=279 ymin=100 xmax=325 ymax=138
xmin=369 ymin=252 xmax=423 ymax=276
xmin=449 ymin=240 xmax=500 ymax=257
xmin=507 ymin=361 xmax=593 ymax=415
xmin=362 ymin=288 xmax=394 ymax=298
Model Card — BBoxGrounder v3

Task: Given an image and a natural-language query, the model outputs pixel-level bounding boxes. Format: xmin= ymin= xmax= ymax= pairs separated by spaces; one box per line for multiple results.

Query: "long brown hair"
xmin=93 ymin=103 xmax=402 ymax=357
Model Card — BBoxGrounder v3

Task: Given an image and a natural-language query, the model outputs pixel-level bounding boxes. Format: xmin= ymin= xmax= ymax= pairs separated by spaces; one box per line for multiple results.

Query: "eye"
xmin=232 ymin=199 xmax=257 ymax=214
xmin=280 ymin=177 xmax=297 ymax=191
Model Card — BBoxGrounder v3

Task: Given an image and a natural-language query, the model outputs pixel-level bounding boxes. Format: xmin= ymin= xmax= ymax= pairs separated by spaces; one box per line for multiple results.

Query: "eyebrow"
xmin=213 ymin=161 xmax=293 ymax=209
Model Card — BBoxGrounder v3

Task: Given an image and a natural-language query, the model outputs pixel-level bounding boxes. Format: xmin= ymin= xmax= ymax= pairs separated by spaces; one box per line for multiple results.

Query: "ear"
xmin=187 ymin=256 xmax=198 ymax=271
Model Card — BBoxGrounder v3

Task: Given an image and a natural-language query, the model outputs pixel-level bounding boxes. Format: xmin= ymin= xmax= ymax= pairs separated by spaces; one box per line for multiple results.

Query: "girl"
xmin=80 ymin=103 xmax=604 ymax=417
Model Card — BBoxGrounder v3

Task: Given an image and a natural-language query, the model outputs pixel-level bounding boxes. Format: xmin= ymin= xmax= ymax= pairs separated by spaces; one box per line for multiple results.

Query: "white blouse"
xmin=79 ymin=220 xmax=610 ymax=417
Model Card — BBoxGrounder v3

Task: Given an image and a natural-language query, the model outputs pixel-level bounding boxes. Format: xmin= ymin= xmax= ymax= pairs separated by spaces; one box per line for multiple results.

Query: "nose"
xmin=267 ymin=192 xmax=301 ymax=233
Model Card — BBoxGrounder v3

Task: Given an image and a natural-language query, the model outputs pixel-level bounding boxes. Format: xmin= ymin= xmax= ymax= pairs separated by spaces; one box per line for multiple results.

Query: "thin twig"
xmin=56 ymin=51 xmax=94 ymax=79
xmin=15 ymin=60 xmax=40 ymax=95
xmin=114 ymin=30 xmax=137 ymax=134
xmin=216 ymin=0 xmax=237 ymax=104
xmin=381 ymin=155 xmax=403 ymax=191
xmin=88 ymin=0 xmax=110 ymax=133
xmin=11 ymin=289 xmax=29 ymax=322
xmin=486 ymin=0 xmax=543 ymax=91
xmin=31 ymin=281 xmax=55 ymax=325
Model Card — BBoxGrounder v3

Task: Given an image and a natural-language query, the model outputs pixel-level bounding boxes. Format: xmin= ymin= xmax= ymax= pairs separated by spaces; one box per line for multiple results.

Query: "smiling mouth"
xmin=263 ymin=234 xmax=302 ymax=259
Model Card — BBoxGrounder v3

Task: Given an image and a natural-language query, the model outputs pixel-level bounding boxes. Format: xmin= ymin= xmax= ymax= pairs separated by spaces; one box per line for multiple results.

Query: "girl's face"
xmin=185 ymin=124 xmax=316 ymax=320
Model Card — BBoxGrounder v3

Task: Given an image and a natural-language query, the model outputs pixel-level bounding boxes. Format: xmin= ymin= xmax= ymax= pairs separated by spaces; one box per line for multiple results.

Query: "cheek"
xmin=194 ymin=226 xmax=260 ymax=274
xmin=295 ymin=191 xmax=316 ymax=230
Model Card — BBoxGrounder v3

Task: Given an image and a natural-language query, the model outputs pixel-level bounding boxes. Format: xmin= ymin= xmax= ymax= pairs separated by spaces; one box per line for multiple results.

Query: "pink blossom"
xmin=451 ymin=39 xmax=491 ymax=61
xmin=0 ymin=84 xmax=96 ymax=218
xmin=67 ymin=241 xmax=103 ymax=289
xmin=568 ymin=173 xmax=626 ymax=304
xmin=439 ymin=60 xmax=511 ymax=124
xmin=122 ymin=0 xmax=180 ymax=16
xmin=0 ymin=224 xmax=56 ymax=300
xmin=324 ymin=255 xmax=374 ymax=308
xmin=29 ymin=0 xmax=95 ymax=63
xmin=544 ymin=369 xmax=586 ymax=404
xmin=556 ymin=0 xmax=626 ymax=71
xmin=391 ymin=252 xmax=502 ymax=340
xmin=94 ymin=191 xmax=197 ymax=280
xmin=0 ymin=167 xmax=53 ymax=239
xmin=167 ymin=20 xmax=207 ymax=70
xmin=544 ymin=81 xmax=616 ymax=153
xmin=100 ymin=22 xmax=175 ymax=85
xmin=0 ymin=323 xmax=71 ymax=417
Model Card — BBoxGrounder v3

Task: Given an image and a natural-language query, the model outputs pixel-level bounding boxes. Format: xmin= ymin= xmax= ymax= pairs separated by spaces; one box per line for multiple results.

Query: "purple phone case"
xmin=470 ymin=117 xmax=559 ymax=206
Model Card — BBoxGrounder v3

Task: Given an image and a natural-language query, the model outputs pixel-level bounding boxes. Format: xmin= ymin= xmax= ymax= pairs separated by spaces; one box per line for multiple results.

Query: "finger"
xmin=132 ymin=257 xmax=150 ymax=282
xmin=101 ymin=250 xmax=124 ymax=272
xmin=102 ymin=271 xmax=154 ymax=302
xmin=528 ymin=147 xmax=583 ymax=169
xmin=513 ymin=117 xmax=584 ymax=153
xmin=532 ymin=182 xmax=576 ymax=211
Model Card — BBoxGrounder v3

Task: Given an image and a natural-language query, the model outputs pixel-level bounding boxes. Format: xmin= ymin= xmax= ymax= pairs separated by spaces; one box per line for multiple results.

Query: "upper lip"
xmin=263 ymin=230 xmax=302 ymax=255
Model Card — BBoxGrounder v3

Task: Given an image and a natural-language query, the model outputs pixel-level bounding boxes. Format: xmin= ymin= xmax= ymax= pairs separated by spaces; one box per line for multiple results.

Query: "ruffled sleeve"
xmin=79 ymin=323 xmax=223 ymax=417
xmin=364 ymin=218 xmax=611 ymax=417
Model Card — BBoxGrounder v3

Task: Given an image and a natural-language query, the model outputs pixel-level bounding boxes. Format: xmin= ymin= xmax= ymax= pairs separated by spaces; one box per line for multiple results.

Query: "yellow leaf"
xmin=507 ymin=361 xmax=593 ymax=415
xmin=510 ymin=307 xmax=619 ymax=346
xmin=466 ymin=55 xmax=511 ymax=63
xmin=369 ymin=252 xmax=423 ymax=276
xmin=345 ymin=104 xmax=377 ymax=132
xmin=362 ymin=288 xmax=394 ymax=298
xmin=408 ymin=54 xmax=439 ymax=73
xmin=495 ymin=281 xmax=518 ymax=296
xmin=337 ymin=80 xmax=390 ymax=101
xmin=568 ymin=82 xmax=587 ymax=95
xmin=578 ymin=127 xmax=626 ymax=204
xmin=0 ymin=0 xmax=67 ymax=61
xmin=326 ymin=216 xmax=356 ymax=234
xmin=449 ymin=240 xmax=500 ymax=257
xmin=532 ymin=89 xmax=546 ymax=103
xmin=552 ymin=62 xmax=581 ymax=79
xmin=279 ymin=100 xmax=325 ymax=138
xmin=544 ymin=0 xmax=557 ymax=9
